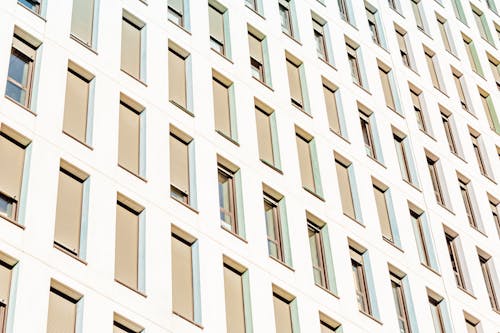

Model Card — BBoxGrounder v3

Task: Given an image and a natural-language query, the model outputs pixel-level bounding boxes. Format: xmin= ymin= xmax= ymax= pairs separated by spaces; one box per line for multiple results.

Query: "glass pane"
xmin=47 ymin=290 xmax=77 ymax=333
xmin=296 ymin=135 xmax=315 ymax=191
xmin=379 ymin=68 xmax=395 ymax=110
xmin=115 ymin=203 xmax=139 ymax=289
xmin=118 ymin=103 xmax=140 ymax=175
xmin=63 ymin=70 xmax=90 ymax=143
xmin=0 ymin=135 xmax=25 ymax=202
xmin=255 ymin=109 xmax=274 ymax=164
xmin=323 ymin=85 xmax=340 ymax=133
xmin=224 ymin=266 xmax=246 ymax=333
xmin=54 ymin=170 xmax=83 ymax=254
xmin=5 ymin=81 xmax=25 ymax=105
xmin=171 ymin=235 xmax=194 ymax=319
xmin=71 ymin=0 xmax=94 ymax=44
xmin=209 ymin=6 xmax=224 ymax=44
xmin=0 ymin=263 xmax=12 ymax=303
xmin=213 ymin=79 xmax=231 ymax=137
xmin=121 ymin=18 xmax=142 ymax=78
xmin=168 ymin=50 xmax=187 ymax=109
xmin=286 ymin=60 xmax=303 ymax=107
xmin=373 ymin=186 xmax=393 ymax=241
xmin=248 ymin=33 xmax=263 ymax=64
xmin=273 ymin=295 xmax=293 ymax=333
xmin=336 ymin=161 xmax=355 ymax=218
xmin=8 ymin=52 xmax=29 ymax=85
xmin=170 ymin=135 xmax=189 ymax=196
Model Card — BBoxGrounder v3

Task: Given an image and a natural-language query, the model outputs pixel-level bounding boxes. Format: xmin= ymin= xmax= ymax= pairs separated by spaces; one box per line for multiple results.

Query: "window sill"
xmin=402 ymin=179 xmax=421 ymax=192
xmin=421 ymin=263 xmax=441 ymax=276
xmin=171 ymin=196 xmax=199 ymax=214
xmin=269 ymin=255 xmax=294 ymax=272
xmin=457 ymin=286 xmax=476 ymax=299
xmin=419 ymin=129 xmax=436 ymax=142
xmin=170 ymin=100 xmax=194 ymax=117
xmin=383 ymin=237 xmax=403 ymax=253
xmin=0 ymin=214 xmax=25 ymax=230
xmin=252 ymin=76 xmax=274 ymax=91
xmin=62 ymin=131 xmax=93 ymax=150
xmin=172 ymin=311 xmax=203 ymax=329
xmin=167 ymin=19 xmax=192 ymax=35
xmin=114 ymin=279 xmax=147 ymax=298
xmin=221 ymin=225 xmax=248 ymax=243
xmin=481 ymin=173 xmax=497 ymax=185
xmin=211 ymin=48 xmax=233 ymax=64
xmin=436 ymin=202 xmax=454 ymax=215
xmin=343 ymin=213 xmax=364 ymax=228
xmin=282 ymin=32 xmax=302 ymax=46
xmin=353 ymin=82 xmax=371 ymax=95
xmin=292 ymin=103 xmax=312 ymax=118
xmin=359 ymin=310 xmax=382 ymax=325
xmin=470 ymin=225 xmax=488 ymax=238
xmin=315 ymin=283 xmax=339 ymax=299
xmin=367 ymin=155 xmax=386 ymax=169
xmin=118 ymin=164 xmax=147 ymax=183
xmin=70 ymin=35 xmax=98 ymax=55
xmin=318 ymin=57 xmax=337 ymax=71
xmin=340 ymin=19 xmax=358 ymax=31
xmin=216 ymin=130 xmax=240 ymax=146
xmin=260 ymin=159 xmax=283 ymax=174
xmin=4 ymin=95 xmax=36 ymax=116
xmin=451 ymin=151 xmax=467 ymax=164
xmin=53 ymin=244 xmax=87 ymax=265
xmin=245 ymin=5 xmax=265 ymax=20
xmin=330 ymin=129 xmax=350 ymax=144
xmin=121 ymin=70 xmax=147 ymax=86
xmin=17 ymin=2 xmax=46 ymax=21
xmin=303 ymin=187 xmax=325 ymax=202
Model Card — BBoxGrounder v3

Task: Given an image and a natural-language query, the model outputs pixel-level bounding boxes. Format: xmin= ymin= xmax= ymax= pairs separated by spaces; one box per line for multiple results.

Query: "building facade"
xmin=0 ymin=0 xmax=499 ymax=332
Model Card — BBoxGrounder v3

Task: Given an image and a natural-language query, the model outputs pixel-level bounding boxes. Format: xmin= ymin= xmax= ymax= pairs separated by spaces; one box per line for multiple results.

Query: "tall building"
xmin=0 ymin=0 xmax=499 ymax=332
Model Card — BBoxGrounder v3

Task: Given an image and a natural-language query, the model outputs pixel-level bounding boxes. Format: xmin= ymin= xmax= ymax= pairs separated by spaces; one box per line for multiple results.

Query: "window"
xmin=263 ymin=190 xmax=290 ymax=264
xmin=308 ymin=221 xmax=328 ymax=289
xmin=437 ymin=16 xmax=454 ymax=54
xmin=453 ymin=71 xmax=469 ymax=111
xmin=0 ymin=257 xmax=15 ymax=333
xmin=478 ymin=254 xmax=499 ymax=310
xmin=396 ymin=29 xmax=412 ymax=69
xmin=441 ymin=112 xmax=458 ymax=154
xmin=378 ymin=64 xmax=397 ymax=111
xmin=359 ymin=111 xmax=376 ymax=159
xmin=488 ymin=56 xmax=500 ymax=90
xmin=272 ymin=289 xmax=296 ymax=333
xmin=427 ymin=157 xmax=445 ymax=206
xmin=366 ymin=6 xmax=382 ymax=46
xmin=121 ymin=14 xmax=145 ymax=80
xmin=489 ymin=199 xmax=500 ymax=238
xmin=168 ymin=47 xmax=189 ymax=111
xmin=248 ymin=30 xmax=268 ymax=83
xmin=6 ymin=34 xmax=38 ymax=108
xmin=286 ymin=57 xmax=305 ymax=110
xmin=445 ymin=233 xmax=466 ymax=288
xmin=451 ymin=0 xmax=467 ymax=23
xmin=463 ymin=36 xmax=483 ymax=75
xmin=411 ymin=89 xmax=427 ymax=132
xmin=335 ymin=158 xmax=357 ymax=220
xmin=209 ymin=3 xmax=227 ymax=55
xmin=322 ymin=82 xmax=342 ymax=135
xmin=338 ymin=0 xmax=353 ymax=25
xmin=54 ymin=164 xmax=88 ymax=257
xmin=373 ymin=183 xmax=394 ymax=242
xmin=390 ymin=273 xmax=411 ymax=333
xmin=472 ymin=7 xmax=493 ymax=43
xmin=479 ymin=89 xmax=500 ymax=134
xmin=470 ymin=133 xmax=489 ymax=177
xmin=296 ymin=131 xmax=321 ymax=195
xmin=0 ymin=130 xmax=28 ymax=222
xmin=46 ymin=282 xmax=82 ymax=333
xmin=388 ymin=0 xmax=400 ymax=12
xmin=223 ymin=262 xmax=250 ymax=333
xmin=63 ymin=63 xmax=94 ymax=144
xmin=428 ymin=295 xmax=447 ymax=333
xmin=171 ymin=230 xmax=200 ymax=323
xmin=279 ymin=0 xmax=294 ymax=37
xmin=411 ymin=0 xmax=426 ymax=31
xmin=312 ymin=19 xmax=328 ymax=62
xmin=424 ymin=49 xmax=442 ymax=90
xmin=113 ymin=314 xmax=143 ymax=333
xmin=70 ymin=0 xmax=95 ymax=46
xmin=255 ymin=105 xmax=279 ymax=168
xmin=245 ymin=0 xmax=258 ymax=12
xmin=350 ymin=247 xmax=371 ymax=314
xmin=168 ymin=0 xmax=185 ymax=27
xmin=319 ymin=314 xmax=341 ymax=333
xmin=346 ymin=43 xmax=362 ymax=86
xmin=213 ymin=74 xmax=235 ymax=140
xmin=486 ymin=0 xmax=498 ymax=12
xmin=218 ymin=163 xmax=241 ymax=235
xmin=118 ymin=99 xmax=144 ymax=176
xmin=18 ymin=0 xmax=41 ymax=14
xmin=169 ymin=131 xmax=192 ymax=205
xmin=393 ymin=134 xmax=413 ymax=184
xmin=115 ymin=198 xmax=144 ymax=291
xmin=410 ymin=209 xmax=431 ymax=266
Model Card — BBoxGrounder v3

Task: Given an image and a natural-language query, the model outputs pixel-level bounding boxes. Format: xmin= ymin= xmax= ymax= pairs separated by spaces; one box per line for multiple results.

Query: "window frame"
xmin=120 ymin=12 xmax=146 ymax=81
xmin=169 ymin=130 xmax=195 ymax=207
xmin=350 ymin=247 xmax=371 ymax=315
xmin=390 ymin=272 xmax=412 ymax=333
xmin=445 ymin=233 xmax=466 ymax=289
xmin=478 ymin=254 xmax=499 ymax=311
